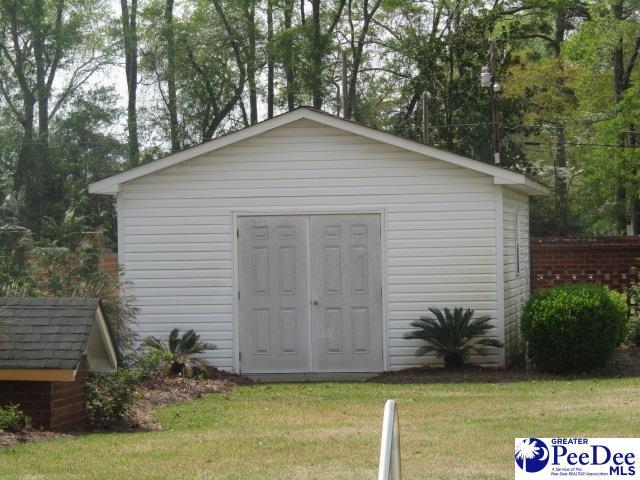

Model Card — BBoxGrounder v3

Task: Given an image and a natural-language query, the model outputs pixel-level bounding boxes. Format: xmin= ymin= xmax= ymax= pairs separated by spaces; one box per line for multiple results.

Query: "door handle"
xmin=312 ymin=299 xmax=319 ymax=306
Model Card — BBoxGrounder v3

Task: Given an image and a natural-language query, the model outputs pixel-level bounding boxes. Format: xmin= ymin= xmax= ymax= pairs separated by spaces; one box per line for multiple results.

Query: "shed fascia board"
xmin=0 ymin=369 xmax=77 ymax=382
xmin=89 ymin=108 xmax=547 ymax=195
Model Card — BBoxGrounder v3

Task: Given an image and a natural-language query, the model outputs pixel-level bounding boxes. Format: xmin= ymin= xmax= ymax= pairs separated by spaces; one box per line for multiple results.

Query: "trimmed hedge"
xmin=522 ymin=284 xmax=627 ymax=373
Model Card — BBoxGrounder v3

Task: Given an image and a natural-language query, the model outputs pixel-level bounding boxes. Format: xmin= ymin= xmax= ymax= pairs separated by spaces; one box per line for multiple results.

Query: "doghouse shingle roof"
xmin=0 ymin=297 xmax=104 ymax=369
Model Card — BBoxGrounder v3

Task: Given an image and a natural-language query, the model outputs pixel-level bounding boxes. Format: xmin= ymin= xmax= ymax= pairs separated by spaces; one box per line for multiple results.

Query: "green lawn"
xmin=1 ymin=378 xmax=639 ymax=479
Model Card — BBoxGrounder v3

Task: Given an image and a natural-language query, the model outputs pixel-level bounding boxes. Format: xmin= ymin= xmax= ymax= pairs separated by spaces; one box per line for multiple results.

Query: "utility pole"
xmin=342 ymin=50 xmax=349 ymax=119
xmin=489 ymin=40 xmax=500 ymax=165
xmin=421 ymin=92 xmax=430 ymax=144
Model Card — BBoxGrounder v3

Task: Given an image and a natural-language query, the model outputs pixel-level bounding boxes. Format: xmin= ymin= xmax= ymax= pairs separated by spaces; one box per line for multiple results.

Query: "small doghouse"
xmin=0 ymin=298 xmax=117 ymax=430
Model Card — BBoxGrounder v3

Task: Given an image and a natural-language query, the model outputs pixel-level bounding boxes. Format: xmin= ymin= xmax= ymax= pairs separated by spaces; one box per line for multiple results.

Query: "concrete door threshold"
xmin=245 ymin=372 xmax=380 ymax=382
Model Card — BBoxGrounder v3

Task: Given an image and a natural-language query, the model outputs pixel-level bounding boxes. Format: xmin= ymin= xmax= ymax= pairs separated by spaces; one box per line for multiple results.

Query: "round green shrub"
xmin=521 ymin=284 xmax=627 ymax=373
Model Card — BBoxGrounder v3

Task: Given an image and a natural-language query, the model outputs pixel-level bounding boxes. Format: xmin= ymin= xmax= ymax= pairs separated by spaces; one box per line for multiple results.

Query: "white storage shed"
xmin=90 ymin=107 xmax=547 ymax=375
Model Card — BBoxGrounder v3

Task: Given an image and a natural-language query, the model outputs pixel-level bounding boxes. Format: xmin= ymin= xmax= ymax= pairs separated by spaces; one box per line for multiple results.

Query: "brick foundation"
xmin=530 ymin=237 xmax=640 ymax=292
xmin=0 ymin=357 xmax=88 ymax=431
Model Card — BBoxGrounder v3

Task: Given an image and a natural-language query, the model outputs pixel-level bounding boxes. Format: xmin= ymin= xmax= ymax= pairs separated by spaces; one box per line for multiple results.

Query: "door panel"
xmin=238 ymin=216 xmax=310 ymax=373
xmin=310 ymin=215 xmax=383 ymax=372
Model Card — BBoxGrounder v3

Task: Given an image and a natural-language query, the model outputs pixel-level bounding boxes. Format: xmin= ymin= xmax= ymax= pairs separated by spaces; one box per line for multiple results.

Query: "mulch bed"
xmin=369 ymin=344 xmax=640 ymax=384
xmin=0 ymin=369 xmax=251 ymax=448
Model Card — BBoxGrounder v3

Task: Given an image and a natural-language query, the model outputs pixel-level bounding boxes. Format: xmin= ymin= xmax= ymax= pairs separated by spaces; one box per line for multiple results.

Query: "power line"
xmin=522 ymin=141 xmax=639 ymax=148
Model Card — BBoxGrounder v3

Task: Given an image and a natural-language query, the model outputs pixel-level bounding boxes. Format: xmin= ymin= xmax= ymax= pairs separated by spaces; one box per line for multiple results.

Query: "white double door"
xmin=238 ymin=214 xmax=383 ymax=373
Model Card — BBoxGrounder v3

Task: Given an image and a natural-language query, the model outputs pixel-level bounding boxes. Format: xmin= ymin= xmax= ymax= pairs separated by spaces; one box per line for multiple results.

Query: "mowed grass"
xmin=1 ymin=378 xmax=639 ymax=479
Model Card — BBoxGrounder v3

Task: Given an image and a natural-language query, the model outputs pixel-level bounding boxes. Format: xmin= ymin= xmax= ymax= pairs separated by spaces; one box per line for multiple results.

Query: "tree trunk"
xmin=13 ymin=98 xmax=35 ymax=193
xmin=555 ymin=122 xmax=568 ymax=236
xmin=345 ymin=0 xmax=380 ymax=121
xmin=612 ymin=0 xmax=628 ymax=233
xmin=284 ymin=0 xmax=295 ymax=111
xmin=121 ymin=0 xmax=140 ymax=167
xmin=246 ymin=2 xmax=258 ymax=125
xmin=267 ymin=0 xmax=274 ymax=119
xmin=553 ymin=9 xmax=568 ymax=236
xmin=310 ymin=0 xmax=322 ymax=108
xmin=14 ymin=100 xmax=39 ymax=235
xmin=165 ymin=0 xmax=179 ymax=153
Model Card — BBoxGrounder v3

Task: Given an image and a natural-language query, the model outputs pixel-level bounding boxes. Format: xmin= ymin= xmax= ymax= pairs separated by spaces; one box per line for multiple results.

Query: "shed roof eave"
xmin=494 ymin=176 xmax=550 ymax=195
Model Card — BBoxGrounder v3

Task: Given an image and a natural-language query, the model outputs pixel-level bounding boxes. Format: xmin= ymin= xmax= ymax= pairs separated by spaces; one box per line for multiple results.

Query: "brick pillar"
xmin=49 ymin=357 xmax=88 ymax=430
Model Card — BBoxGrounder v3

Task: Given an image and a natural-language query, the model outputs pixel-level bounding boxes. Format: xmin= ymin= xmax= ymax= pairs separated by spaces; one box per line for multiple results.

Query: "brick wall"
xmin=530 ymin=237 xmax=640 ymax=292
xmin=0 ymin=357 xmax=88 ymax=431
xmin=98 ymin=251 xmax=119 ymax=277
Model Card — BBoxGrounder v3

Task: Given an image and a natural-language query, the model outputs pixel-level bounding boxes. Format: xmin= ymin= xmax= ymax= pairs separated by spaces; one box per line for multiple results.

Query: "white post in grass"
xmin=378 ymin=400 xmax=401 ymax=480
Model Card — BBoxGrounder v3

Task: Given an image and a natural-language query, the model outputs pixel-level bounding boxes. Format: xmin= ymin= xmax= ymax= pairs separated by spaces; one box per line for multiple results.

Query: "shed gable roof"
xmin=89 ymin=107 xmax=548 ymax=196
xmin=0 ymin=297 xmax=117 ymax=372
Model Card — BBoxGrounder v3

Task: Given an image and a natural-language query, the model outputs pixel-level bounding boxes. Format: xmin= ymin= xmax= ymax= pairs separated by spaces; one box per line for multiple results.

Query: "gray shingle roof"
xmin=0 ymin=297 xmax=101 ymax=369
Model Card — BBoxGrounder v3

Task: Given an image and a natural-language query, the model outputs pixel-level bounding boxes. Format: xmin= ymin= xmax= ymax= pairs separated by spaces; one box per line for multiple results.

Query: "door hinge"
xmin=237 ymin=228 xmax=239 ymax=238
xmin=239 ymin=352 xmax=242 ymax=362
xmin=238 ymin=290 xmax=240 ymax=300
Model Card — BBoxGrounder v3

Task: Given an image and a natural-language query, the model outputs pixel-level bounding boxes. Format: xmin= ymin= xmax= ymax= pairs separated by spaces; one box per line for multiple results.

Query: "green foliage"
xmin=0 ymin=0 xmax=115 ymax=236
xmin=0 ymin=404 xmax=30 ymax=433
xmin=626 ymin=315 xmax=640 ymax=347
xmin=85 ymin=368 xmax=139 ymax=430
xmin=403 ymin=307 xmax=503 ymax=368
xmin=0 ymin=231 xmax=38 ymax=296
xmin=134 ymin=347 xmax=167 ymax=380
xmin=626 ymin=280 xmax=640 ymax=346
xmin=144 ymin=328 xmax=215 ymax=377
xmin=0 ymin=0 xmax=638 ymax=243
xmin=522 ymin=284 xmax=628 ymax=373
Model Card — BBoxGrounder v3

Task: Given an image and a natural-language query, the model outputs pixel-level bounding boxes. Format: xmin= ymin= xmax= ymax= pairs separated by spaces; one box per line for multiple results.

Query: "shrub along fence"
xmin=530 ymin=236 xmax=640 ymax=292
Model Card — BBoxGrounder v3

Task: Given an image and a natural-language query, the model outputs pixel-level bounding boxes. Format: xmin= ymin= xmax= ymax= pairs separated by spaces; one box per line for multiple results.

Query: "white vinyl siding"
xmin=118 ymin=118 xmax=500 ymax=371
xmin=502 ymin=189 xmax=530 ymax=363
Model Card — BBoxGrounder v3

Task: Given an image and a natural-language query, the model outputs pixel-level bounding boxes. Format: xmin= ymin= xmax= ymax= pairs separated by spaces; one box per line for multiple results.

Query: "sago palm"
xmin=403 ymin=307 xmax=503 ymax=367
xmin=144 ymin=328 xmax=216 ymax=377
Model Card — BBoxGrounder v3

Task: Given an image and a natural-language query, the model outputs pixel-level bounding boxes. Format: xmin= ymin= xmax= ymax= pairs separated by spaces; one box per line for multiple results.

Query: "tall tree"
xmin=267 ymin=0 xmax=274 ymax=118
xmin=612 ymin=0 xmax=640 ymax=233
xmin=0 ymin=0 xmax=110 ymax=233
xmin=305 ymin=0 xmax=345 ymax=109
xmin=344 ymin=0 xmax=382 ymax=120
xmin=243 ymin=0 xmax=259 ymax=124
xmin=282 ymin=0 xmax=296 ymax=110
xmin=174 ymin=0 xmax=246 ymax=141
xmin=121 ymin=0 xmax=140 ymax=166
xmin=510 ymin=1 xmax=587 ymax=235
xmin=164 ymin=0 xmax=179 ymax=152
